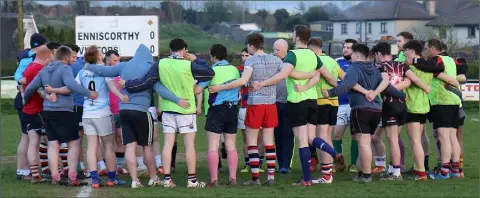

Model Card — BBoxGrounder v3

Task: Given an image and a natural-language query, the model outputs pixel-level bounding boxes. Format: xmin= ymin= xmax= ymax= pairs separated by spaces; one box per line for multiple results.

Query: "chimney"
xmin=425 ymin=0 xmax=436 ymax=16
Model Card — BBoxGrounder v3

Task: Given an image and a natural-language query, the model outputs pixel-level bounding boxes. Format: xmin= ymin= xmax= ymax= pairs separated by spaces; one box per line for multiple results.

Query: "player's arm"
xmin=457 ymin=74 xmax=467 ymax=84
xmin=153 ymin=81 xmax=180 ymax=103
xmin=456 ymin=58 xmax=468 ymax=84
xmin=290 ymin=71 xmax=315 ymax=80
xmin=436 ymin=73 xmax=461 ymax=89
xmin=338 ymin=70 xmax=369 ymax=94
xmin=210 ymin=68 xmax=252 ymax=93
xmin=295 ymin=71 xmax=319 ymax=92
xmin=405 ymin=70 xmax=430 ymax=93
xmin=125 ymin=63 xmax=159 ymax=93
xmin=412 ymin=57 xmax=444 ymax=73
xmin=316 ymin=56 xmax=337 ymax=87
xmin=84 ymin=62 xmax=123 ymax=77
xmin=327 ymin=67 xmax=358 ymax=97
xmin=107 ymin=79 xmax=128 ymax=102
xmin=394 ymin=78 xmax=412 ymax=91
xmin=23 ymin=74 xmax=42 ymax=103
xmin=191 ymin=58 xmax=215 ymax=83
xmin=14 ymin=59 xmax=30 ymax=84
xmin=62 ymin=67 xmax=94 ymax=98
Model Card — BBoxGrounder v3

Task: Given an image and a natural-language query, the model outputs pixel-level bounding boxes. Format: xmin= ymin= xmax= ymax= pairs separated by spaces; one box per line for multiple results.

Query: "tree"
xmin=264 ymin=15 xmax=277 ymax=31
xmin=160 ymin=1 xmax=185 ymax=23
xmin=303 ymin=6 xmax=329 ymax=22
xmin=184 ymin=9 xmax=198 ymax=24
xmin=203 ymin=1 xmax=235 ymax=24
xmin=256 ymin=9 xmax=269 ymax=21
xmin=322 ymin=3 xmax=341 ymax=18
xmin=44 ymin=25 xmax=56 ymax=41
xmin=273 ymin=8 xmax=289 ymax=31
xmin=286 ymin=15 xmax=306 ymax=31
xmin=296 ymin=1 xmax=307 ymax=14
xmin=58 ymin=28 xmax=66 ymax=43
xmin=72 ymin=1 xmax=90 ymax=15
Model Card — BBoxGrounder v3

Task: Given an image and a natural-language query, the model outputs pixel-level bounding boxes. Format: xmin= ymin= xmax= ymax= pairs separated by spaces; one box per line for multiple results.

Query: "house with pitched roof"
xmin=329 ymin=0 xmax=479 ymax=44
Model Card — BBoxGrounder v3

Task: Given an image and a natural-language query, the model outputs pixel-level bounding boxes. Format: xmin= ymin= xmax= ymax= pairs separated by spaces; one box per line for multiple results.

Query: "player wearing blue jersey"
xmin=331 ymin=39 xmax=359 ymax=173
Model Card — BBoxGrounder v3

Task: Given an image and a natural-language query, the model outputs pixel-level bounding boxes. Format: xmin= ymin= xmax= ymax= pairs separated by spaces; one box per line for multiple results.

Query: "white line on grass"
xmin=76 ymin=185 xmax=92 ymax=198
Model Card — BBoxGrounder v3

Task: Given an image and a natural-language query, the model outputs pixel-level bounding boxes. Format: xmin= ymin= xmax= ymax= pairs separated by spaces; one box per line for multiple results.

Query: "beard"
xmin=343 ymin=55 xmax=352 ymax=60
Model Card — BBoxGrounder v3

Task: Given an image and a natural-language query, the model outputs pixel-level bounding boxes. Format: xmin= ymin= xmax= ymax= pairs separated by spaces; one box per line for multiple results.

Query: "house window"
xmin=380 ymin=22 xmax=387 ymax=33
xmin=368 ymin=23 xmax=372 ymax=34
xmin=356 ymin=23 xmax=360 ymax=34
xmin=468 ymin=26 xmax=476 ymax=38
xmin=327 ymin=24 xmax=333 ymax=32
xmin=341 ymin=24 xmax=347 ymax=34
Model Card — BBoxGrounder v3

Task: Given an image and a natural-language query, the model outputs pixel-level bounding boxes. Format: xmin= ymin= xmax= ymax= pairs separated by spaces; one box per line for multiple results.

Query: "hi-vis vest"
xmin=286 ymin=49 xmax=319 ymax=103
xmin=203 ymin=65 xmax=240 ymax=113
xmin=158 ymin=58 xmax=196 ymax=114
xmin=316 ymin=55 xmax=339 ymax=100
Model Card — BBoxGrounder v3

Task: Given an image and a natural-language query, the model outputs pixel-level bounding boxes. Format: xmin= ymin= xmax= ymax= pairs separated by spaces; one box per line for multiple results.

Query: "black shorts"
xmin=431 ymin=105 xmax=460 ymax=129
xmin=382 ymin=101 xmax=407 ymax=127
xmin=406 ymin=113 xmax=427 ymax=124
xmin=120 ymin=110 xmax=154 ymax=146
xmin=317 ymin=105 xmax=338 ymax=126
xmin=457 ymin=107 xmax=466 ymax=127
xmin=350 ymin=108 xmax=382 ymax=135
xmin=426 ymin=110 xmax=433 ymax=123
xmin=42 ymin=111 xmax=79 ymax=143
xmin=24 ymin=112 xmax=46 ymax=135
xmin=288 ymin=100 xmax=317 ymax=127
xmin=205 ymin=104 xmax=238 ymax=134
xmin=17 ymin=110 xmax=28 ymax=134
xmin=73 ymin=106 xmax=84 ymax=130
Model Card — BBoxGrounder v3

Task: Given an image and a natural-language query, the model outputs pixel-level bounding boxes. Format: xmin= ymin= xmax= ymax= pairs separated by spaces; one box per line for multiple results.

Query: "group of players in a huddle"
xmin=13 ymin=25 xmax=466 ymax=189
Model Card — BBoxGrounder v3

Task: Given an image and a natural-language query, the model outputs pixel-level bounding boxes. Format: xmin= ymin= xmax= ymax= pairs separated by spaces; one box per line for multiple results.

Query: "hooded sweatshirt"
xmin=328 ymin=61 xmax=405 ymax=110
xmin=71 ymin=57 xmax=86 ymax=106
xmin=84 ymin=44 xmax=179 ymax=113
xmin=24 ymin=60 xmax=92 ymax=112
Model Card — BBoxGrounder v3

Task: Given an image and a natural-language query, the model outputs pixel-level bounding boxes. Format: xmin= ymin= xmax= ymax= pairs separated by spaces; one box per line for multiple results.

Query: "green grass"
xmin=1 ymin=99 xmax=479 ymax=197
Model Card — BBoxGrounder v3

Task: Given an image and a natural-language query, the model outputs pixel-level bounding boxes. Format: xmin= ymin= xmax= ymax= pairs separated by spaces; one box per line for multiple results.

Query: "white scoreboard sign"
xmin=75 ymin=15 xmax=159 ymax=57
xmin=461 ymin=82 xmax=479 ymax=101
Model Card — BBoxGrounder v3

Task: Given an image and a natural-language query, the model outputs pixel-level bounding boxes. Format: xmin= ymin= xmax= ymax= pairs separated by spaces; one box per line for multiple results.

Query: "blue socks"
xmin=107 ymin=171 xmax=116 ymax=180
xmin=299 ymin=147 xmax=311 ymax=182
xmin=312 ymin=137 xmax=337 ymax=158
xmin=90 ymin=170 xmax=99 ymax=182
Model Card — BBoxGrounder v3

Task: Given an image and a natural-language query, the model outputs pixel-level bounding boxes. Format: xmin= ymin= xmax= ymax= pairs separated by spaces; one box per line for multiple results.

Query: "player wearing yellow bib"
xmin=251 ymin=25 xmax=342 ymax=186
xmin=294 ymin=38 xmax=343 ymax=184
xmin=198 ymin=44 xmax=241 ymax=187
xmin=410 ymin=39 xmax=462 ymax=180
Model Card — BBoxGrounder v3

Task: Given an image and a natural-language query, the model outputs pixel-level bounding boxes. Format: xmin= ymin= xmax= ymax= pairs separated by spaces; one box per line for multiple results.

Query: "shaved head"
xmin=273 ymin=39 xmax=289 ymax=59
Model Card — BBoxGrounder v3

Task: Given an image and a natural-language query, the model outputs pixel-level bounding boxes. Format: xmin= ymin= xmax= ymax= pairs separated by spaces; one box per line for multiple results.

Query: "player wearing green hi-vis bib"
xmin=250 ymin=25 xmax=342 ymax=186
xmin=408 ymin=39 xmax=462 ymax=181
xmin=197 ymin=44 xmax=241 ymax=187
xmin=291 ymin=38 xmax=344 ymax=184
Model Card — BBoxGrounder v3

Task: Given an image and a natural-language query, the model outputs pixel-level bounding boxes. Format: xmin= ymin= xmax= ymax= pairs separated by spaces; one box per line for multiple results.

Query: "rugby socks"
xmin=265 ymin=145 xmax=276 ymax=180
xmin=350 ymin=140 xmax=359 ymax=165
xmin=116 ymin=152 xmax=125 ymax=169
xmin=299 ymin=147 xmax=312 ymax=182
xmin=333 ymin=140 xmax=343 ymax=154
xmin=320 ymin=163 xmax=333 ymax=180
xmin=387 ymin=163 xmax=393 ymax=174
xmin=227 ymin=150 xmax=238 ymax=180
xmin=424 ymin=155 xmax=430 ymax=171
xmin=248 ymin=146 xmax=260 ymax=181
xmin=171 ymin=141 xmax=177 ymax=169
xmin=451 ymin=161 xmax=461 ymax=174
xmin=164 ymin=174 xmax=171 ymax=182
xmin=309 ymin=145 xmax=317 ymax=159
xmin=136 ymin=157 xmax=145 ymax=167
xmin=312 ymin=137 xmax=337 ymax=158
xmin=399 ymin=138 xmax=405 ymax=167
xmin=187 ymin=174 xmax=197 ymax=183
xmin=107 ymin=171 xmax=116 ymax=180
xmin=207 ymin=151 xmax=219 ymax=181
xmin=90 ymin=170 xmax=99 ymax=182
xmin=79 ymin=162 xmax=85 ymax=170
xmin=98 ymin=160 xmax=107 ymax=170
xmin=60 ymin=146 xmax=69 ymax=173
xmin=30 ymin=164 xmax=40 ymax=180
xmin=39 ymin=142 xmax=49 ymax=173
xmin=415 ymin=166 xmax=427 ymax=177
xmin=392 ymin=165 xmax=401 ymax=176
xmin=244 ymin=157 xmax=249 ymax=167
xmin=155 ymin=155 xmax=162 ymax=169
xmin=374 ymin=155 xmax=386 ymax=168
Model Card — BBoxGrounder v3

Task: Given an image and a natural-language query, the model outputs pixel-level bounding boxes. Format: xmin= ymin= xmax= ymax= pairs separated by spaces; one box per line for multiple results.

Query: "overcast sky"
xmin=36 ymin=1 xmax=362 ymax=13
